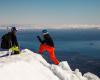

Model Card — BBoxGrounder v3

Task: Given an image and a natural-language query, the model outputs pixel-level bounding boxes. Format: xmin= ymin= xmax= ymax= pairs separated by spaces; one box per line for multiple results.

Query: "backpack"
xmin=1 ymin=33 xmax=12 ymax=49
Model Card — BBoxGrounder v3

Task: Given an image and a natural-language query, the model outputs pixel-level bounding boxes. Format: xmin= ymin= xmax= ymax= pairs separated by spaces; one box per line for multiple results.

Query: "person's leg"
xmin=47 ymin=47 xmax=59 ymax=65
xmin=38 ymin=44 xmax=45 ymax=54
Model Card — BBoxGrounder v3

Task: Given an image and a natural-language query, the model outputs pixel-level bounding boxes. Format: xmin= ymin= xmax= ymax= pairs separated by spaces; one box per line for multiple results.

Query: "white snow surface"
xmin=0 ymin=49 xmax=99 ymax=80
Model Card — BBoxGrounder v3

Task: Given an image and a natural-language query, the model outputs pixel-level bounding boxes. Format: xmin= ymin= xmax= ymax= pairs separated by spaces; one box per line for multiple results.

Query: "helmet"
xmin=42 ymin=29 xmax=49 ymax=35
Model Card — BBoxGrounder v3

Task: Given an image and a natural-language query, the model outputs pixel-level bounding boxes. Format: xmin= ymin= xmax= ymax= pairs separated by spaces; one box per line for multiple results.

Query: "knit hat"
xmin=42 ymin=29 xmax=49 ymax=35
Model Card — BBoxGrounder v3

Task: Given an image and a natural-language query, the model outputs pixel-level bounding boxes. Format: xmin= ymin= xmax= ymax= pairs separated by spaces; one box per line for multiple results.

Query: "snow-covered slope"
xmin=0 ymin=49 xmax=99 ymax=80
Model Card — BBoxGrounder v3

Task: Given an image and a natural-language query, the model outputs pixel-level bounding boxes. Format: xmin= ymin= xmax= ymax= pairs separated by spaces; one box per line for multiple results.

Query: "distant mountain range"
xmin=0 ymin=24 xmax=100 ymax=30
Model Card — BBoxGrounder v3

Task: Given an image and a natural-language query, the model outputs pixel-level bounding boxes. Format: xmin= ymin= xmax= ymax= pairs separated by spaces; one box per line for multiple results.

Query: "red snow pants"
xmin=38 ymin=44 xmax=60 ymax=65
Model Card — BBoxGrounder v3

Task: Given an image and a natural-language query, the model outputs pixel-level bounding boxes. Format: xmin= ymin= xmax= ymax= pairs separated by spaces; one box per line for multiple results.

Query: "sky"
xmin=0 ymin=0 xmax=100 ymax=26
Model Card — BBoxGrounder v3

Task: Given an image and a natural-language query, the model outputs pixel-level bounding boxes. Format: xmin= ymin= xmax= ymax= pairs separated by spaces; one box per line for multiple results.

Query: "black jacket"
xmin=37 ymin=34 xmax=54 ymax=47
xmin=1 ymin=32 xmax=19 ymax=49
xmin=9 ymin=32 xmax=19 ymax=47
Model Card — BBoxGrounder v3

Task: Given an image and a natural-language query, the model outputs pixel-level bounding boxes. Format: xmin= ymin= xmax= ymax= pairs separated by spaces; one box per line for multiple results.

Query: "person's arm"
xmin=37 ymin=36 xmax=45 ymax=44
xmin=13 ymin=35 xmax=19 ymax=47
xmin=15 ymin=39 xmax=19 ymax=47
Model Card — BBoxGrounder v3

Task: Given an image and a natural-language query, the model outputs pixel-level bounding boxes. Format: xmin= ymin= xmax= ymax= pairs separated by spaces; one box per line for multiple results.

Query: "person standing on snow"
xmin=37 ymin=29 xmax=59 ymax=65
xmin=1 ymin=27 xmax=20 ymax=55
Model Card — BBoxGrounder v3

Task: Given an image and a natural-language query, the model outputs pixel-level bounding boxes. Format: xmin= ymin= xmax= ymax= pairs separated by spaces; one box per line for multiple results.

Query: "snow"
xmin=0 ymin=49 xmax=99 ymax=80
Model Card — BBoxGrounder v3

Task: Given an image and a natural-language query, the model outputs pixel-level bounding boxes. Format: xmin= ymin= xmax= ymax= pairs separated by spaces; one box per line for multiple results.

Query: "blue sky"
xmin=0 ymin=0 xmax=100 ymax=25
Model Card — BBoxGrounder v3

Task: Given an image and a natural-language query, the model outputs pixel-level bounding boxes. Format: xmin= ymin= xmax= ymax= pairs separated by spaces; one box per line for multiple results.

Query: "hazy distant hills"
xmin=0 ymin=24 xmax=100 ymax=30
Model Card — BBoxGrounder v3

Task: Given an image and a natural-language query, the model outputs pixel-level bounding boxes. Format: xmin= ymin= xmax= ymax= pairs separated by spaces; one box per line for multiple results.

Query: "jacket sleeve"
xmin=15 ymin=38 xmax=19 ymax=47
xmin=12 ymin=35 xmax=19 ymax=47
xmin=37 ymin=36 xmax=45 ymax=44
